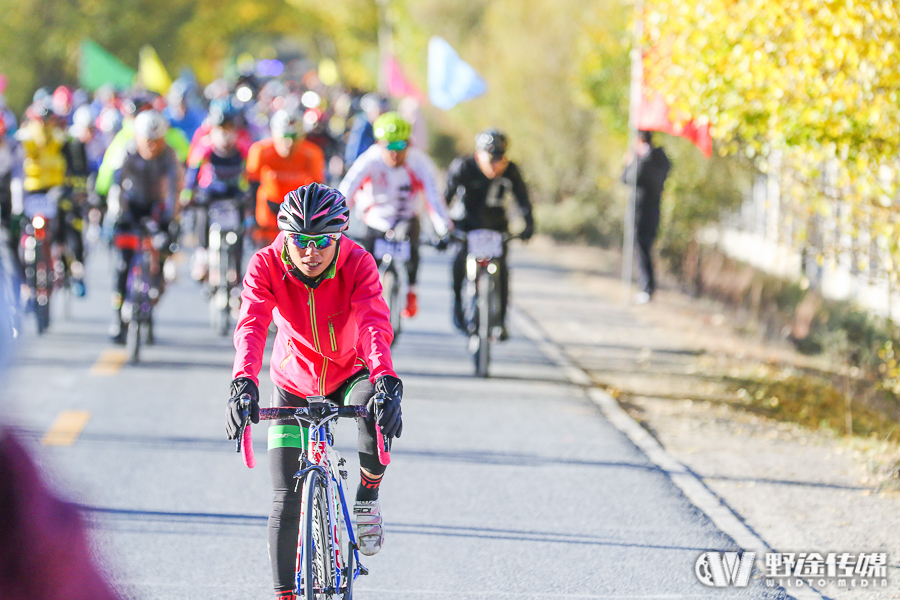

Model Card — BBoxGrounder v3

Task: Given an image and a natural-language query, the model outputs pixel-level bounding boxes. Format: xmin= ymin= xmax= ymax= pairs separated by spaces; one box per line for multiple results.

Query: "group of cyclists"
xmin=0 ymin=72 xmax=535 ymax=599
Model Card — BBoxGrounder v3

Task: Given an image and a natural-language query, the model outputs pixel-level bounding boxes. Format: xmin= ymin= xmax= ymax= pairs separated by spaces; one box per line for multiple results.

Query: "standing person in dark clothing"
xmin=622 ymin=130 xmax=670 ymax=304
xmin=444 ymin=128 xmax=534 ymax=339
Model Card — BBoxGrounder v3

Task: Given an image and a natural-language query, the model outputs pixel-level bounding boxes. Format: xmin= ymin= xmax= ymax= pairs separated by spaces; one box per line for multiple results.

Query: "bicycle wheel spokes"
xmin=300 ymin=470 xmax=336 ymax=599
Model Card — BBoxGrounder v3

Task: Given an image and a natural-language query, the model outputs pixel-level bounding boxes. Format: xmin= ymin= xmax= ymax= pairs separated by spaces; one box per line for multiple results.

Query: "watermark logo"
xmin=695 ymin=552 xmax=756 ymax=588
xmin=764 ymin=552 xmax=889 ymax=589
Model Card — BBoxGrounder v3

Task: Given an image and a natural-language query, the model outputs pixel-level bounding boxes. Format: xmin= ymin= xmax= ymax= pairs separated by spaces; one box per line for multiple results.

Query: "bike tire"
xmin=475 ymin=269 xmax=491 ymax=378
xmin=218 ymin=243 xmax=230 ymax=336
xmin=381 ymin=267 xmax=401 ymax=344
xmin=35 ymin=298 xmax=50 ymax=335
xmin=299 ymin=470 xmax=335 ymax=600
xmin=34 ymin=239 xmax=52 ymax=335
xmin=127 ymin=321 xmax=141 ymax=364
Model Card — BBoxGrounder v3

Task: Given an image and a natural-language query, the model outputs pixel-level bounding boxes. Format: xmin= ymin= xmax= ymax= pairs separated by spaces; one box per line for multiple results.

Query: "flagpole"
xmin=622 ymin=0 xmax=644 ymax=304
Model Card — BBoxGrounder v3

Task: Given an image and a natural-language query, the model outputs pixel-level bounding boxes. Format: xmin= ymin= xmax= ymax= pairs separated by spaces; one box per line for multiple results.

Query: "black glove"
xmin=435 ymin=235 xmax=451 ymax=252
xmin=226 ymin=377 xmax=260 ymax=440
xmin=520 ymin=222 xmax=534 ymax=242
xmin=371 ymin=375 xmax=403 ymax=438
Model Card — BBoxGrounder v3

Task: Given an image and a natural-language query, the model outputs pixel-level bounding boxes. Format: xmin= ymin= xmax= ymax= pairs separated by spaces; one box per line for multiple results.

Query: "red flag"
xmin=638 ymin=89 xmax=712 ymax=157
xmin=385 ymin=55 xmax=426 ymax=102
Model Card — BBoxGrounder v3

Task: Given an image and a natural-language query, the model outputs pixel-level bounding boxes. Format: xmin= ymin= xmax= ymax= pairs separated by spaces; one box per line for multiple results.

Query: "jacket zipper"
xmin=308 ymin=289 xmax=328 ymax=394
xmin=328 ymin=321 xmax=337 ymax=353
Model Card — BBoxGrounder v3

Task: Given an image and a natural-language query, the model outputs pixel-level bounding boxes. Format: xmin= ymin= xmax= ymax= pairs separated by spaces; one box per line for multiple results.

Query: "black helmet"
xmin=475 ymin=128 xmax=508 ymax=156
xmin=278 ymin=183 xmax=350 ymax=235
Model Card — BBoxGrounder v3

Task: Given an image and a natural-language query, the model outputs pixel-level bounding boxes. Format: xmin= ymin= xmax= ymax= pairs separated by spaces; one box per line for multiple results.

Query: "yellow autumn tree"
xmin=645 ymin=0 xmax=900 ymax=281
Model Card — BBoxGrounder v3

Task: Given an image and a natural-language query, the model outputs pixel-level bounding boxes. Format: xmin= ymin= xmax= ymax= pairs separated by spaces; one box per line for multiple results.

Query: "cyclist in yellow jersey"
xmin=16 ymin=103 xmax=66 ymax=193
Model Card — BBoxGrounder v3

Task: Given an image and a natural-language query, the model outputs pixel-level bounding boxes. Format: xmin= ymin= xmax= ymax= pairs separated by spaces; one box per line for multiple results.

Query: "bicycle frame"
xmin=372 ymin=221 xmax=412 ymax=342
xmin=294 ymin=411 xmax=364 ymax=596
xmin=20 ymin=213 xmax=57 ymax=334
xmin=457 ymin=229 xmax=507 ymax=377
xmin=242 ymin=402 xmax=371 ymax=598
xmin=207 ymin=197 xmax=244 ymax=336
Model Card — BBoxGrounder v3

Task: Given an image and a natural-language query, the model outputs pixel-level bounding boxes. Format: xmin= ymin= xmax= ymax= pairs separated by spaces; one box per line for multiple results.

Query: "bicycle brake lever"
xmin=235 ymin=395 xmax=250 ymax=453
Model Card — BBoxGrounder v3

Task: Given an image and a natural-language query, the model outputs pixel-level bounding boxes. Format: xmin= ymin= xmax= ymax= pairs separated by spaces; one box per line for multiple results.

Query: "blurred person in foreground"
xmin=621 ymin=130 xmax=670 ymax=304
xmin=0 ymin=285 xmax=120 ymax=600
xmin=444 ymin=128 xmax=534 ymax=340
xmin=246 ymin=109 xmax=325 ymax=247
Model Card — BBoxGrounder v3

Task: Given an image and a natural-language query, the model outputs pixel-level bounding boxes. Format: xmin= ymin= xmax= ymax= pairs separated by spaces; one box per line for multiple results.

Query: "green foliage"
xmin=658 ymin=137 xmax=750 ymax=270
xmin=0 ymin=0 xmax=381 ymax=113
xmin=732 ymin=376 xmax=900 ymax=442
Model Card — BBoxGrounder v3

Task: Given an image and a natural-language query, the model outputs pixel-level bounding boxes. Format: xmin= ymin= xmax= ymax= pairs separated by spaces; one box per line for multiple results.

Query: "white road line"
xmin=510 ymin=305 xmax=825 ymax=600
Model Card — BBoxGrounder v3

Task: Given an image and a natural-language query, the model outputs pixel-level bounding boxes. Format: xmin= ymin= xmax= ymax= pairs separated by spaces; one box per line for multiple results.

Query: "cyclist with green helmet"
xmin=339 ymin=111 xmax=451 ymax=318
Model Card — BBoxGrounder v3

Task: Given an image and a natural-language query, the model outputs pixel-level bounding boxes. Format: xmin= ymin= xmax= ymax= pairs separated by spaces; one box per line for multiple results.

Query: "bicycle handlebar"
xmin=235 ymin=396 xmax=376 ymax=468
xmin=257 ymin=404 xmax=369 ymax=421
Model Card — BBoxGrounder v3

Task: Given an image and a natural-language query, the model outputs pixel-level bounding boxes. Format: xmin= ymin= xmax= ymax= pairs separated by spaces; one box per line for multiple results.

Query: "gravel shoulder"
xmin=511 ymin=237 xmax=900 ymax=600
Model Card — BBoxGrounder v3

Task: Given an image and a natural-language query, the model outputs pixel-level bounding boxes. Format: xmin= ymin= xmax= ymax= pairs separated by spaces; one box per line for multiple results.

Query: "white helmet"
xmin=69 ymin=105 xmax=94 ymax=138
xmin=134 ymin=110 xmax=169 ymax=141
xmin=270 ymin=109 xmax=301 ymax=138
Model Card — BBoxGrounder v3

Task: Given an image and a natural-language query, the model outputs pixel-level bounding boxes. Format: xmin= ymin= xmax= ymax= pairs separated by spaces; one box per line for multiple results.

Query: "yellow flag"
xmin=318 ymin=58 xmax=340 ymax=87
xmin=138 ymin=45 xmax=172 ymax=95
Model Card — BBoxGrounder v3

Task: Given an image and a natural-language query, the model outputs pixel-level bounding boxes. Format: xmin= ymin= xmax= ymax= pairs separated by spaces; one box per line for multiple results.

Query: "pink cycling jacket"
xmin=233 ymin=232 xmax=396 ymax=397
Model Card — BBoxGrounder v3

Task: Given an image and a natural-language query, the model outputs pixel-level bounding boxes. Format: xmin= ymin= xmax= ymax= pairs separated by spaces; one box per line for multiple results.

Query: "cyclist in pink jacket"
xmin=225 ymin=182 xmax=403 ymax=600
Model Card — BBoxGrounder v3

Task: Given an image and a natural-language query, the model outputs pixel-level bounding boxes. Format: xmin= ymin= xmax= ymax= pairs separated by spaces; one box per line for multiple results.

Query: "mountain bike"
xmin=456 ymin=229 xmax=509 ymax=378
xmin=236 ymin=397 xmax=391 ymax=600
xmin=371 ymin=220 xmax=412 ymax=345
xmin=20 ymin=190 xmax=62 ymax=335
xmin=206 ymin=197 xmax=244 ymax=336
xmin=115 ymin=219 xmax=168 ymax=364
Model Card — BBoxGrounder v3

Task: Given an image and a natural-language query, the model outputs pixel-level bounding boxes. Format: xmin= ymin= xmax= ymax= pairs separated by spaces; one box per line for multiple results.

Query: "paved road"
xmin=6 ymin=240 xmax=789 ymax=599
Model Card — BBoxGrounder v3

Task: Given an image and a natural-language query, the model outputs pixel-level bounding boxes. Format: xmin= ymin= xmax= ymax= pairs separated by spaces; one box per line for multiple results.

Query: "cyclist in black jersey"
xmin=444 ymin=128 xmax=534 ymax=340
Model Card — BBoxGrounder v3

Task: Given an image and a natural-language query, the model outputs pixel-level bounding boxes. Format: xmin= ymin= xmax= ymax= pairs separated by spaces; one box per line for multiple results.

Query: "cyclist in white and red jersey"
xmin=338 ymin=111 xmax=452 ymax=318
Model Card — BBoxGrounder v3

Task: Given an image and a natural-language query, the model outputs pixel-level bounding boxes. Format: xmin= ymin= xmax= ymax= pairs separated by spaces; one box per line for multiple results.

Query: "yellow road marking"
xmin=42 ymin=410 xmax=91 ymax=446
xmin=90 ymin=349 xmax=128 ymax=376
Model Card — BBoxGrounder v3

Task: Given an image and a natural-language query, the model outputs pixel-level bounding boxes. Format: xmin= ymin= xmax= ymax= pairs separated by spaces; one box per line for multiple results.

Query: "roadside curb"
xmin=510 ymin=304 xmax=827 ymax=600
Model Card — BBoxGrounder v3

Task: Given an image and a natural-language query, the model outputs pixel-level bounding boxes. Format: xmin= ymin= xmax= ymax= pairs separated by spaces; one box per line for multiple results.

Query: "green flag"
xmin=79 ymin=39 xmax=136 ymax=91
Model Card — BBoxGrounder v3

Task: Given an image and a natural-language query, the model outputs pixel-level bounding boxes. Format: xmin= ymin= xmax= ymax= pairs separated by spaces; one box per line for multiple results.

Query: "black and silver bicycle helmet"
xmin=475 ymin=128 xmax=509 ymax=157
xmin=277 ymin=183 xmax=350 ymax=235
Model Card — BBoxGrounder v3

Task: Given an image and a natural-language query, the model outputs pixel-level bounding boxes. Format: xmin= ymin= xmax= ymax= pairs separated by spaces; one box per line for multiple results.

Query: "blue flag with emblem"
xmin=427 ymin=36 xmax=487 ymax=110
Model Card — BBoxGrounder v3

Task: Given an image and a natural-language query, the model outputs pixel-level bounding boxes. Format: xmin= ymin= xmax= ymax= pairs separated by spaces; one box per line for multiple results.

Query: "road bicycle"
xmin=19 ymin=190 xmax=62 ymax=335
xmin=115 ymin=219 xmax=168 ymax=364
xmin=205 ymin=197 xmax=244 ymax=336
xmin=370 ymin=220 xmax=413 ymax=345
xmin=455 ymin=229 xmax=510 ymax=378
xmin=236 ymin=397 xmax=391 ymax=599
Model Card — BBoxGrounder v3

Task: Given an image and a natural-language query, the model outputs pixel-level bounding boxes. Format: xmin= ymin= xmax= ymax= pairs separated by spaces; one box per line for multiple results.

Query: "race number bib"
xmin=467 ymin=229 xmax=503 ymax=259
xmin=23 ymin=192 xmax=58 ymax=219
xmin=208 ymin=200 xmax=241 ymax=231
xmin=374 ymin=238 xmax=411 ymax=262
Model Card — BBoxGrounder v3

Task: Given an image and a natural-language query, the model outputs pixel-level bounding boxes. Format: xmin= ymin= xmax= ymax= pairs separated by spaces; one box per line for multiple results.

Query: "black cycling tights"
xmin=268 ymin=374 xmax=385 ymax=593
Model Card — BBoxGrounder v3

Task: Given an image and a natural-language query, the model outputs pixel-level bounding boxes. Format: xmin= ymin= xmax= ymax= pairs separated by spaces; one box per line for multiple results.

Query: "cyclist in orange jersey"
xmin=246 ymin=110 xmax=325 ymax=246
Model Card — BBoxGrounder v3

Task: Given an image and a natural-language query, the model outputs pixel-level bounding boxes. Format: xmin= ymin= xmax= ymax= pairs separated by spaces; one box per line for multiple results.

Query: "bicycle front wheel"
xmin=127 ymin=321 xmax=141 ymax=364
xmin=475 ymin=269 xmax=492 ymax=377
xmin=381 ymin=266 xmax=401 ymax=344
xmin=299 ymin=470 xmax=336 ymax=600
